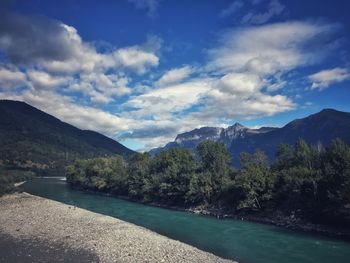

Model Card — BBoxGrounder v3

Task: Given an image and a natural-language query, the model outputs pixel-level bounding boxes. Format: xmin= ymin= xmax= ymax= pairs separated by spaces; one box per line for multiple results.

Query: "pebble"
xmin=0 ymin=193 xmax=235 ymax=263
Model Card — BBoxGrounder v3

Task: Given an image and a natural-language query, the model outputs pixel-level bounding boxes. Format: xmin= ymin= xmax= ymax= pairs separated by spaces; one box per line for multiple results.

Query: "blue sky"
xmin=0 ymin=0 xmax=350 ymax=151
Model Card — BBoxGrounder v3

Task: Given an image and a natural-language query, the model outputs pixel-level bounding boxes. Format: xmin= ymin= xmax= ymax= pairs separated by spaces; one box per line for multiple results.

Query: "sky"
xmin=0 ymin=0 xmax=350 ymax=151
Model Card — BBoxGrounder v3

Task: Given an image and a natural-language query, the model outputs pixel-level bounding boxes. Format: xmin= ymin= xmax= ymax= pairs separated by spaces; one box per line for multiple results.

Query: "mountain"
xmin=150 ymin=109 xmax=350 ymax=163
xmin=0 ymin=100 xmax=134 ymax=175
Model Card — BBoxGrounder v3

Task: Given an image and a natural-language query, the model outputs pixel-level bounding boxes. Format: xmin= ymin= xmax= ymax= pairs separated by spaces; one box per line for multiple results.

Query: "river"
xmin=24 ymin=177 xmax=350 ymax=263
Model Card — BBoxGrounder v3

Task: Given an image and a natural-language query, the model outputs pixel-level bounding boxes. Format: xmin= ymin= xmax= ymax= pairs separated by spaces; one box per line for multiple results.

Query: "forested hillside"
xmin=0 ymin=100 xmax=134 ymax=176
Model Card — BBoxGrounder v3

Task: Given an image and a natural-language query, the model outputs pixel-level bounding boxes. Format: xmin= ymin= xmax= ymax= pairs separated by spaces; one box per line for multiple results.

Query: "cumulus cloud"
xmin=0 ymin=14 xmax=155 ymax=89
xmin=27 ymin=70 xmax=71 ymax=89
xmin=195 ymin=88 xmax=295 ymax=121
xmin=0 ymin=13 xmax=76 ymax=64
xmin=124 ymin=78 xmax=212 ymax=118
xmin=156 ymin=66 xmax=194 ymax=87
xmin=207 ymin=21 xmax=339 ymax=75
xmin=69 ymin=72 xmax=131 ymax=104
xmin=113 ymin=46 xmax=159 ymax=74
xmin=0 ymin=12 xmax=161 ymax=104
xmin=309 ymin=67 xmax=350 ymax=90
xmin=0 ymin=13 xmax=161 ymax=74
xmin=194 ymin=21 xmax=340 ymax=124
xmin=216 ymin=73 xmax=261 ymax=95
xmin=0 ymin=89 xmax=133 ymax=136
xmin=0 ymin=67 xmax=27 ymax=89
xmin=37 ymin=24 xmax=160 ymax=76
xmin=0 ymin=12 xmax=344 ymax=150
xmin=117 ymin=21 xmax=341 ymax=149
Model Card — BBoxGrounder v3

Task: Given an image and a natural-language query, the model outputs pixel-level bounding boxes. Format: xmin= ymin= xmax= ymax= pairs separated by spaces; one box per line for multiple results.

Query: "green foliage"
xmin=318 ymin=139 xmax=350 ymax=223
xmin=234 ymin=150 xmax=276 ymax=210
xmin=197 ymin=141 xmax=231 ymax=176
xmin=186 ymin=171 xmax=214 ymax=205
xmin=0 ymin=168 xmax=35 ymax=196
xmin=150 ymin=148 xmax=196 ymax=205
xmin=196 ymin=141 xmax=232 ymax=204
xmin=66 ymin=138 xmax=350 ymax=226
xmin=66 ymin=156 xmax=127 ymax=194
xmin=127 ymin=153 xmax=151 ymax=200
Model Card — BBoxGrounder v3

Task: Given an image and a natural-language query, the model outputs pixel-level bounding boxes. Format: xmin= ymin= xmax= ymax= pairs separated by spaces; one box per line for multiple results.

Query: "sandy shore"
xmin=0 ymin=193 xmax=234 ymax=263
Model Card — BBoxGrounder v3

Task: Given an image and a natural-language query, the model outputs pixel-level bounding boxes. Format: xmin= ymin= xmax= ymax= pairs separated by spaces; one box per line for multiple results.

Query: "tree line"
xmin=66 ymin=138 xmax=350 ymax=226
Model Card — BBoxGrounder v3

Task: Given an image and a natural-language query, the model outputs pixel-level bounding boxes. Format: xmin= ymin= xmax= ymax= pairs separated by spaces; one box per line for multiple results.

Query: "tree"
xmin=127 ymin=153 xmax=151 ymax=200
xmin=294 ymin=139 xmax=314 ymax=169
xmin=319 ymin=138 xmax=350 ymax=223
xmin=196 ymin=141 xmax=232 ymax=203
xmin=186 ymin=171 xmax=215 ymax=205
xmin=150 ymin=148 xmax=196 ymax=205
xmin=234 ymin=150 xmax=275 ymax=210
xmin=66 ymin=156 xmax=127 ymax=193
xmin=273 ymin=140 xmax=321 ymax=218
xmin=274 ymin=144 xmax=294 ymax=170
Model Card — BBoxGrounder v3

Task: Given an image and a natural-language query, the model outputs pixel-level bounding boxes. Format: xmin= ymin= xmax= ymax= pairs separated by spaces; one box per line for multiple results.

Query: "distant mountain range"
xmin=2 ymin=99 xmax=349 ymax=173
xmin=150 ymin=109 xmax=350 ymax=163
xmin=0 ymin=100 xmax=134 ymax=175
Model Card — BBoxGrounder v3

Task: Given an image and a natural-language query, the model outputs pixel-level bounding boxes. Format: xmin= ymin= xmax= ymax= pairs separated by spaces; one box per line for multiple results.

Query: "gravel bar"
xmin=0 ymin=193 xmax=235 ymax=263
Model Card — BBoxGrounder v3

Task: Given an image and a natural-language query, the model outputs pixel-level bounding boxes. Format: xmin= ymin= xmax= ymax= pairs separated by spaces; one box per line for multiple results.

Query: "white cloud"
xmin=117 ymin=21 xmax=340 ymax=149
xmin=241 ymin=0 xmax=285 ymax=25
xmin=0 ymin=14 xmax=344 ymax=151
xmin=216 ymin=73 xmax=261 ymax=95
xmin=125 ymin=78 xmax=212 ymax=118
xmin=113 ymin=47 xmax=159 ymax=74
xmin=0 ymin=13 xmax=161 ymax=105
xmin=0 ymin=67 xmax=27 ymax=89
xmin=40 ymin=24 xmax=160 ymax=76
xmin=69 ymin=72 xmax=131 ymax=104
xmin=0 ymin=89 xmax=133 ymax=136
xmin=1 ymin=12 xmax=161 ymax=76
xmin=196 ymin=89 xmax=295 ymax=121
xmin=185 ymin=72 xmax=296 ymax=123
xmin=309 ymin=67 xmax=350 ymax=90
xmin=207 ymin=21 xmax=338 ymax=76
xmin=156 ymin=66 xmax=193 ymax=87
xmin=27 ymin=70 xmax=71 ymax=89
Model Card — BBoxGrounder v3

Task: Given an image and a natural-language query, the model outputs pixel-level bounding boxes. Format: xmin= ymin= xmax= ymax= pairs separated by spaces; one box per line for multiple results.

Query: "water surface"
xmin=24 ymin=178 xmax=350 ymax=263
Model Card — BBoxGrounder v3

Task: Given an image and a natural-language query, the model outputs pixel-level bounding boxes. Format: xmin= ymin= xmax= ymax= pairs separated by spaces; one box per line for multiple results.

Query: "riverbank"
xmin=68 ymin=184 xmax=350 ymax=241
xmin=186 ymin=207 xmax=350 ymax=241
xmin=0 ymin=193 xmax=234 ymax=263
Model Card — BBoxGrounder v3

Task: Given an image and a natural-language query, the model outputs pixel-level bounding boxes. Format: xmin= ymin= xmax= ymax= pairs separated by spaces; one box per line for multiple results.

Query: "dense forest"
xmin=66 ymin=138 xmax=350 ymax=226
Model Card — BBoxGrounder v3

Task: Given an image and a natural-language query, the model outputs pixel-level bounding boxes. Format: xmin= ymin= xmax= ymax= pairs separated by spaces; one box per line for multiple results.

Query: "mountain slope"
xmin=230 ymin=109 xmax=350 ymax=160
xmin=0 ymin=100 xmax=134 ymax=175
xmin=151 ymin=109 xmax=350 ymax=163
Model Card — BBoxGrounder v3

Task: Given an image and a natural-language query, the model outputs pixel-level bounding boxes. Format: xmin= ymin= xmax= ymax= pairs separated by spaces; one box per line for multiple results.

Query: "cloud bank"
xmin=0 ymin=10 xmax=347 ymax=150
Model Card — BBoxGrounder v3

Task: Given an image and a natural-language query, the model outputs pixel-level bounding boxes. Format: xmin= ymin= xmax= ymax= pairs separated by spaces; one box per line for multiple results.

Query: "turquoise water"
xmin=24 ymin=178 xmax=350 ymax=263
